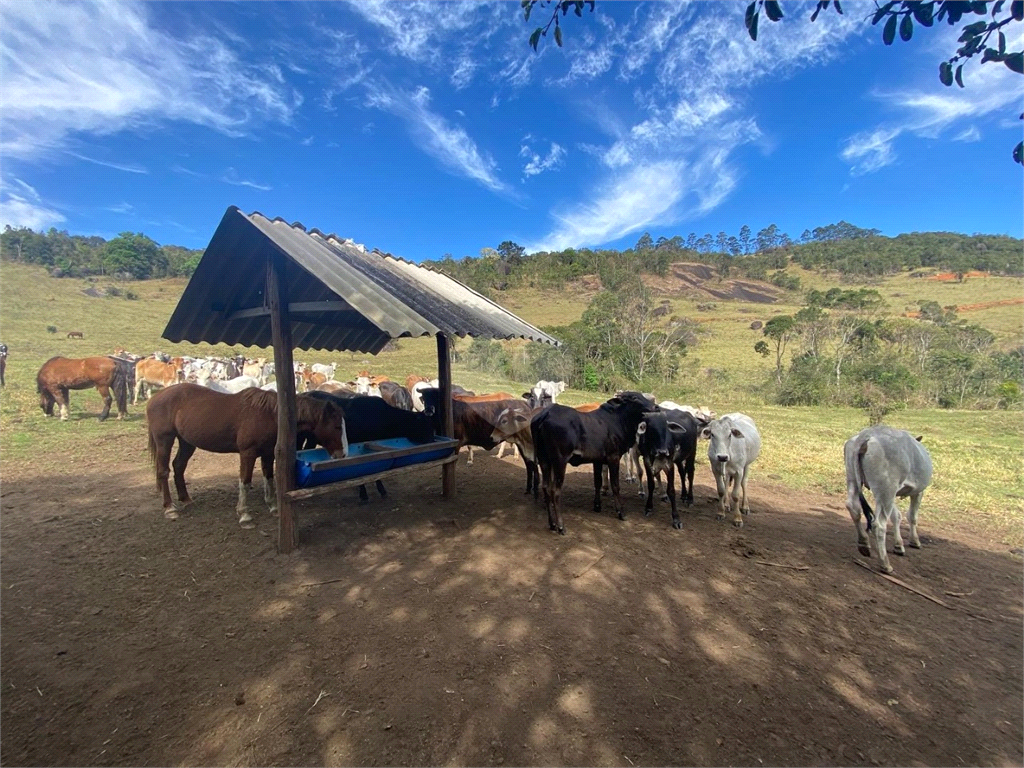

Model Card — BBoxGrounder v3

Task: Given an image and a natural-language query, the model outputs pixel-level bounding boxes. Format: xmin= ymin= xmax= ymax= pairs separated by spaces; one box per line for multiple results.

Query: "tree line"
xmin=0 ymin=226 xmax=203 ymax=279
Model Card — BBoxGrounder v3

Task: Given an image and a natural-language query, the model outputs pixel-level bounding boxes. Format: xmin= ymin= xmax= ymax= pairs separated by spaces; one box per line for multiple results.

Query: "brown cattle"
xmin=134 ymin=357 xmax=185 ymax=404
xmin=575 ymin=402 xmax=602 ymax=413
xmin=301 ymin=370 xmax=327 ymax=392
xmin=405 ymin=374 xmax=431 ymax=391
xmin=420 ymin=389 xmax=523 ymax=465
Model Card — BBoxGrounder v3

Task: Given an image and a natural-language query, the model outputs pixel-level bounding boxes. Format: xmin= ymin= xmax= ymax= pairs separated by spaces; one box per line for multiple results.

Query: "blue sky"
xmin=1 ymin=1 xmax=1021 ymax=262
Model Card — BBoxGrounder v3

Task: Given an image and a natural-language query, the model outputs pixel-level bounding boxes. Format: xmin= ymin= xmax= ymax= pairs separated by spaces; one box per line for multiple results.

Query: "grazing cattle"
xmin=302 ymin=391 xmax=435 ymax=502
xmin=408 ymin=379 xmax=434 ymax=411
xmin=146 ymin=385 xmax=348 ymax=526
xmin=489 ymin=404 xmax=546 ymax=498
xmin=301 ymin=370 xmax=327 ymax=392
xmin=66 ymin=331 xmax=84 ymax=339
xmin=316 ymin=380 xmax=357 ymax=395
xmin=242 ymin=358 xmax=267 ymax=382
xmin=0 ymin=342 xmax=7 ymax=387
xmin=134 ymin=357 xmax=185 ymax=404
xmin=636 ymin=410 xmax=700 ymax=529
xmin=310 ymin=362 xmax=337 ymax=380
xmin=196 ymin=370 xmax=261 ymax=393
xmin=531 ymin=391 xmax=654 ymax=535
xmin=405 ymin=374 xmax=431 ymax=391
xmin=379 ymin=381 xmax=414 ymax=411
xmin=702 ymin=413 xmax=761 ymax=528
xmin=449 ymin=391 xmax=520 ymax=463
xmin=844 ymin=425 xmax=933 ymax=574
xmin=421 ymin=388 xmax=521 ymax=465
xmin=658 ymin=402 xmax=716 ymax=425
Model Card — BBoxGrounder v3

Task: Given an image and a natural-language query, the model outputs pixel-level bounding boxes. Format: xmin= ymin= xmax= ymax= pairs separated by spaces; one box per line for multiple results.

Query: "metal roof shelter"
xmin=162 ymin=206 xmax=559 ymax=552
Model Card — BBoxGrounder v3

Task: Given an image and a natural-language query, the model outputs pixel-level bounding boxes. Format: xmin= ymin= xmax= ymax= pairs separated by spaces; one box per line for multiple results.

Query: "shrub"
xmin=46 ymin=325 xmax=57 ymax=334
xmin=124 ymin=290 xmax=138 ymax=300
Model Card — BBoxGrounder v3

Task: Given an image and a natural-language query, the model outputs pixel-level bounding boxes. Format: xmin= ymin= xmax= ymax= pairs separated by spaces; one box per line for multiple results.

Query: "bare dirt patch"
xmin=643 ymin=263 xmax=782 ymax=305
xmin=1 ymin=426 xmax=1021 ymax=767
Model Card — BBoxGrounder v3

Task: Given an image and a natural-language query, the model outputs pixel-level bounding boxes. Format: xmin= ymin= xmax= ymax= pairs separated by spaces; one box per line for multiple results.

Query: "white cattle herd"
xmin=123 ymin=350 xmax=933 ymax=572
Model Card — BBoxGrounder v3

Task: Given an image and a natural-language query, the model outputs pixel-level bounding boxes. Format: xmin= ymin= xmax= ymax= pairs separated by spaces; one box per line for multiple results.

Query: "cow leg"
xmin=889 ymin=502 xmax=906 ymax=557
xmin=358 ymin=485 xmax=370 ymax=503
xmin=683 ymin=456 xmax=695 ymax=507
xmin=466 ymin=445 xmax=474 ymax=466
xmin=846 ymin=483 xmax=872 ymax=557
xmin=660 ymin=468 xmax=670 ymax=503
xmin=260 ymin=453 xmax=276 ymax=514
xmin=525 ymin=459 xmax=538 ymax=498
xmin=171 ymin=439 xmax=197 ymax=508
xmin=907 ymin=491 xmax=923 ymax=549
xmin=730 ymin=469 xmax=745 ymax=528
xmin=624 ymin=448 xmax=639 ymax=484
xmin=643 ymin=457 xmax=656 ymax=517
xmin=637 ymin=453 xmax=647 ymax=497
xmin=592 ymin=463 xmax=604 ymax=514
xmin=713 ymin=466 xmax=729 ymax=522
xmin=872 ymin=507 xmax=894 ymax=573
xmin=546 ymin=462 xmax=567 ymax=535
xmin=375 ymin=480 xmax=387 ymax=498
xmin=237 ymin=452 xmax=258 ymax=528
xmin=133 ymin=378 xmax=145 ymax=405
xmin=608 ymin=459 xmax=626 ymax=521
xmin=666 ymin=464 xmax=681 ymax=530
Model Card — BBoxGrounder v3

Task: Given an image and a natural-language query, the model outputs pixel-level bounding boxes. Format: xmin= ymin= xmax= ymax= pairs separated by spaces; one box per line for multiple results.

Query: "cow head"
xmin=637 ymin=412 xmax=687 ymax=461
xmin=702 ymin=417 xmax=745 ymax=464
xmin=490 ymin=406 xmax=532 ymax=445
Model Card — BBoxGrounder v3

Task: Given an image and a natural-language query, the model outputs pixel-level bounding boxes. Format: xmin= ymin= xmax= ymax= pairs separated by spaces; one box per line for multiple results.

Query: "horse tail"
xmin=148 ymin=425 xmax=159 ymax=487
xmin=109 ymin=357 xmax=132 ymax=415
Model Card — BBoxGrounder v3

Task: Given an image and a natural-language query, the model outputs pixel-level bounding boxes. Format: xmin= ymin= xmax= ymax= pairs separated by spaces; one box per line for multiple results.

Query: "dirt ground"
xmin=1 ymin=425 xmax=1022 ymax=767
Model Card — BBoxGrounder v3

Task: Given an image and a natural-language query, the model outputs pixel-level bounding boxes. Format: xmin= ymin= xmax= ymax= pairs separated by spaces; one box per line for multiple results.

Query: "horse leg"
xmin=260 ymin=452 xmax=277 ymax=514
xmin=155 ymin=436 xmax=177 ymax=518
xmin=171 ymin=439 xmax=197 ymax=509
xmin=96 ymin=383 xmax=113 ymax=422
xmin=237 ymin=451 xmax=258 ymax=528
xmin=58 ymin=387 xmax=70 ymax=421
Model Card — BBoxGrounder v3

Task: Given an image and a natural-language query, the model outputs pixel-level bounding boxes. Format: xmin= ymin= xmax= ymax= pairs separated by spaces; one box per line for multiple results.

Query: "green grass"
xmin=2 ymin=261 xmax=1021 ymax=546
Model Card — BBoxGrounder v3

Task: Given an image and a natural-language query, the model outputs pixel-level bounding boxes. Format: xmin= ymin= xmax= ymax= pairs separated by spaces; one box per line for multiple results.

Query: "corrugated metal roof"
xmin=162 ymin=207 xmax=560 ymax=354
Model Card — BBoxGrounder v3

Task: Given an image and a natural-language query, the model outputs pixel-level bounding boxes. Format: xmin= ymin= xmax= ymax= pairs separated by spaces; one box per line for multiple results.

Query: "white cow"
xmin=702 ymin=413 xmax=761 ymax=528
xmin=310 ymin=362 xmax=337 ymax=380
xmin=658 ymin=402 xmax=716 ymax=426
xmin=196 ymin=370 xmax=261 ymax=393
xmin=844 ymin=425 xmax=933 ymax=574
xmin=531 ymin=380 xmax=566 ymax=405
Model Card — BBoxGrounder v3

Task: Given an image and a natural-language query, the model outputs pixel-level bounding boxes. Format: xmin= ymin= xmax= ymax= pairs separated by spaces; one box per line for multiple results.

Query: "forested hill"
xmin=0 ymin=220 xmax=1020 ymax=287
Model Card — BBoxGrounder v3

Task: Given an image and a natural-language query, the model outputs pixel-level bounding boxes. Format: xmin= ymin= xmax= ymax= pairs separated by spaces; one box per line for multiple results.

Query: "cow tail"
xmin=856 ymin=441 xmax=874 ymax=532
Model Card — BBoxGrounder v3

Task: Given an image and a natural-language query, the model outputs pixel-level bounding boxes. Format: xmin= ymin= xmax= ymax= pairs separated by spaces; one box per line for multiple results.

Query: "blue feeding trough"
xmin=295 ymin=436 xmax=460 ymax=489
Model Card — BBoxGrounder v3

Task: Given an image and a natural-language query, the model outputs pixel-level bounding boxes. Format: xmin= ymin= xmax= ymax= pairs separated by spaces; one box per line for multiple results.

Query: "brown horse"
xmin=146 ymin=383 xmax=349 ymax=527
xmin=36 ymin=356 xmax=134 ymax=421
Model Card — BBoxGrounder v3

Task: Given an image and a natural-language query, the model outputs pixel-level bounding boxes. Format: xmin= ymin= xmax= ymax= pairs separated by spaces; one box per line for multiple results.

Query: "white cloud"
xmin=108 ymin=202 xmax=134 ymax=213
xmin=841 ymin=127 xmax=902 ymax=175
xmin=526 ymin=162 xmax=687 ymax=252
xmin=520 ymin=141 xmax=566 ymax=177
xmin=366 ymin=85 xmax=509 ymax=194
xmin=65 ymin=151 xmax=148 ymax=174
xmin=0 ymin=0 xmax=300 ymax=160
xmin=0 ymin=194 xmax=65 ymax=230
xmin=300 ymin=136 xmax=314 ymax=146
xmin=953 ymin=126 xmax=981 ymax=143
xmin=221 ymin=168 xmax=271 ymax=191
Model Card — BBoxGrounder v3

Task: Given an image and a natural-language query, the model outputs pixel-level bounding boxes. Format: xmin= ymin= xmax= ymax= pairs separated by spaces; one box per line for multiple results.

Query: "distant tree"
xmin=715 ymin=231 xmax=729 ymax=253
xmin=102 ymin=232 xmax=163 ymax=279
xmin=754 ymin=314 xmax=799 ymax=383
xmin=634 ymin=232 xmax=654 ymax=252
xmin=685 ymin=233 xmax=698 ymax=251
xmin=726 ymin=236 xmax=742 ymax=256
xmin=497 ymin=240 xmax=527 ymax=266
xmin=738 ymin=225 xmax=753 ymax=255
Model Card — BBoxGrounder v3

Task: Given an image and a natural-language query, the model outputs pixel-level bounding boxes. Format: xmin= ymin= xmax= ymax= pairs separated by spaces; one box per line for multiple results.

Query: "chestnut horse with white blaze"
xmin=146 ymin=384 xmax=349 ymax=527
xmin=36 ymin=355 xmax=134 ymax=421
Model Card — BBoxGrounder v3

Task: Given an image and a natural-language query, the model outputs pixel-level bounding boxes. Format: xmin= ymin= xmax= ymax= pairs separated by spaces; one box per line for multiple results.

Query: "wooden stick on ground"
xmin=755 ymin=560 xmax=810 ymax=571
xmin=853 ymin=559 xmax=951 ymax=609
xmin=573 ymin=552 xmax=605 ymax=579
xmin=300 ymin=578 xmax=346 ymax=588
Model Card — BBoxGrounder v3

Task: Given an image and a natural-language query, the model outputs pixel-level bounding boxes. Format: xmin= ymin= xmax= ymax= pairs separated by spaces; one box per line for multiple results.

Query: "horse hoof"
xmin=672 ymin=520 xmax=682 ymax=530
xmin=558 ymin=527 xmax=566 ymax=536
xmin=858 ymin=545 xmax=872 ymax=557
xmin=732 ymin=518 xmax=744 ymax=529
xmin=617 ymin=511 xmax=626 ymax=521
xmin=741 ymin=508 xmax=750 ymax=516
xmin=660 ymin=494 xmax=670 ymax=503
xmin=164 ymin=509 xmax=179 ymax=520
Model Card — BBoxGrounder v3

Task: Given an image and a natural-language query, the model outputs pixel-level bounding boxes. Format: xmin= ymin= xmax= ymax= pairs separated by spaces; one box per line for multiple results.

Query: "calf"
xmin=702 ymin=413 xmax=761 ymax=528
xmin=490 ymin=404 xmax=546 ymax=498
xmin=134 ymin=357 xmax=184 ymax=404
xmin=844 ymin=425 xmax=933 ymax=574
xmin=531 ymin=391 xmax=653 ymax=535
xmin=637 ymin=409 xmax=700 ymax=518
xmin=302 ymin=391 xmax=435 ymax=503
xmin=310 ymin=362 xmax=337 ymax=380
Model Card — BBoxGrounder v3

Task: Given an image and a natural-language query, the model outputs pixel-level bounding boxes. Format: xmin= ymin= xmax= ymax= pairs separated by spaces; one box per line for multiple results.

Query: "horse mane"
xmin=239 ymin=387 xmax=279 ymax=414
xmin=238 ymin=388 xmax=334 ymax=426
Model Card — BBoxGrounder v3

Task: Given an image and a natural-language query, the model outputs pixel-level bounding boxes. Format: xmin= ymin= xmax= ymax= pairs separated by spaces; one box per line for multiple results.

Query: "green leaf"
xmin=873 ymin=2 xmax=895 ymax=24
xmin=554 ymin=24 xmax=562 ymax=46
xmin=954 ymin=63 xmax=965 ymax=87
xmin=998 ymin=31 xmax=1006 ymax=53
xmin=750 ymin=10 xmax=759 ymax=39
xmin=970 ymin=1 xmax=987 ymax=12
xmin=833 ymin=0 xmax=843 ymax=14
xmin=1013 ymin=0 xmax=1024 ymax=20
xmin=939 ymin=60 xmax=954 ymax=85
xmin=959 ymin=20 xmax=988 ymax=40
xmin=982 ymin=47 xmax=1002 ymax=62
xmin=912 ymin=2 xmax=934 ymax=25
xmin=765 ymin=0 xmax=784 ymax=21
xmin=529 ymin=27 xmax=542 ymax=51
xmin=900 ymin=13 xmax=914 ymax=40
xmin=1013 ymin=140 xmax=1023 ymax=165
xmin=574 ymin=1 xmax=583 ymax=17
xmin=1005 ymin=52 xmax=1024 ymax=73
xmin=522 ymin=0 xmax=532 ymax=22
xmin=744 ymin=2 xmax=757 ymax=36
xmin=883 ymin=13 xmax=897 ymax=44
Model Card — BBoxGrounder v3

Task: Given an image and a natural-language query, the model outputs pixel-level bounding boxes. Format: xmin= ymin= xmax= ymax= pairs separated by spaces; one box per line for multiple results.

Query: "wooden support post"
xmin=267 ymin=253 xmax=298 ymax=553
xmin=437 ymin=332 xmax=455 ymax=498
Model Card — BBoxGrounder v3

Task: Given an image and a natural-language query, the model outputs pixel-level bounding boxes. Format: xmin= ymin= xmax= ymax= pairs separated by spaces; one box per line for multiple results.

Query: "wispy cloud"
xmin=0 ymin=193 xmax=65 ymax=230
xmin=366 ymin=84 xmax=509 ymax=194
xmin=65 ymin=151 xmax=148 ymax=174
xmin=841 ymin=127 xmax=902 ymax=175
xmin=520 ymin=140 xmax=566 ymax=178
xmin=953 ymin=126 xmax=981 ymax=143
xmin=107 ymin=202 xmax=134 ymax=214
xmin=1 ymin=0 xmax=300 ymax=160
xmin=221 ymin=168 xmax=271 ymax=191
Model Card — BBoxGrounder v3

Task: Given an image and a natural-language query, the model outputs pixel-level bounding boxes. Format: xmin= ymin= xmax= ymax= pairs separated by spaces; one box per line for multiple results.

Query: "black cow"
xmin=636 ymin=409 xmax=700 ymax=529
xmin=531 ymin=391 xmax=654 ymax=535
xmin=300 ymin=391 xmax=435 ymax=502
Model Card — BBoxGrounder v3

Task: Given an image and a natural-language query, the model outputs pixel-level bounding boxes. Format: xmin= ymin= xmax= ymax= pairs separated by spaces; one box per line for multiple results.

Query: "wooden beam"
xmin=308 ymin=438 xmax=459 ymax=471
xmin=267 ymin=253 xmax=298 ymax=553
xmin=437 ymin=332 xmax=455 ymax=498
xmin=225 ymin=301 xmax=356 ymax=321
xmin=285 ymin=454 xmax=458 ymax=501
